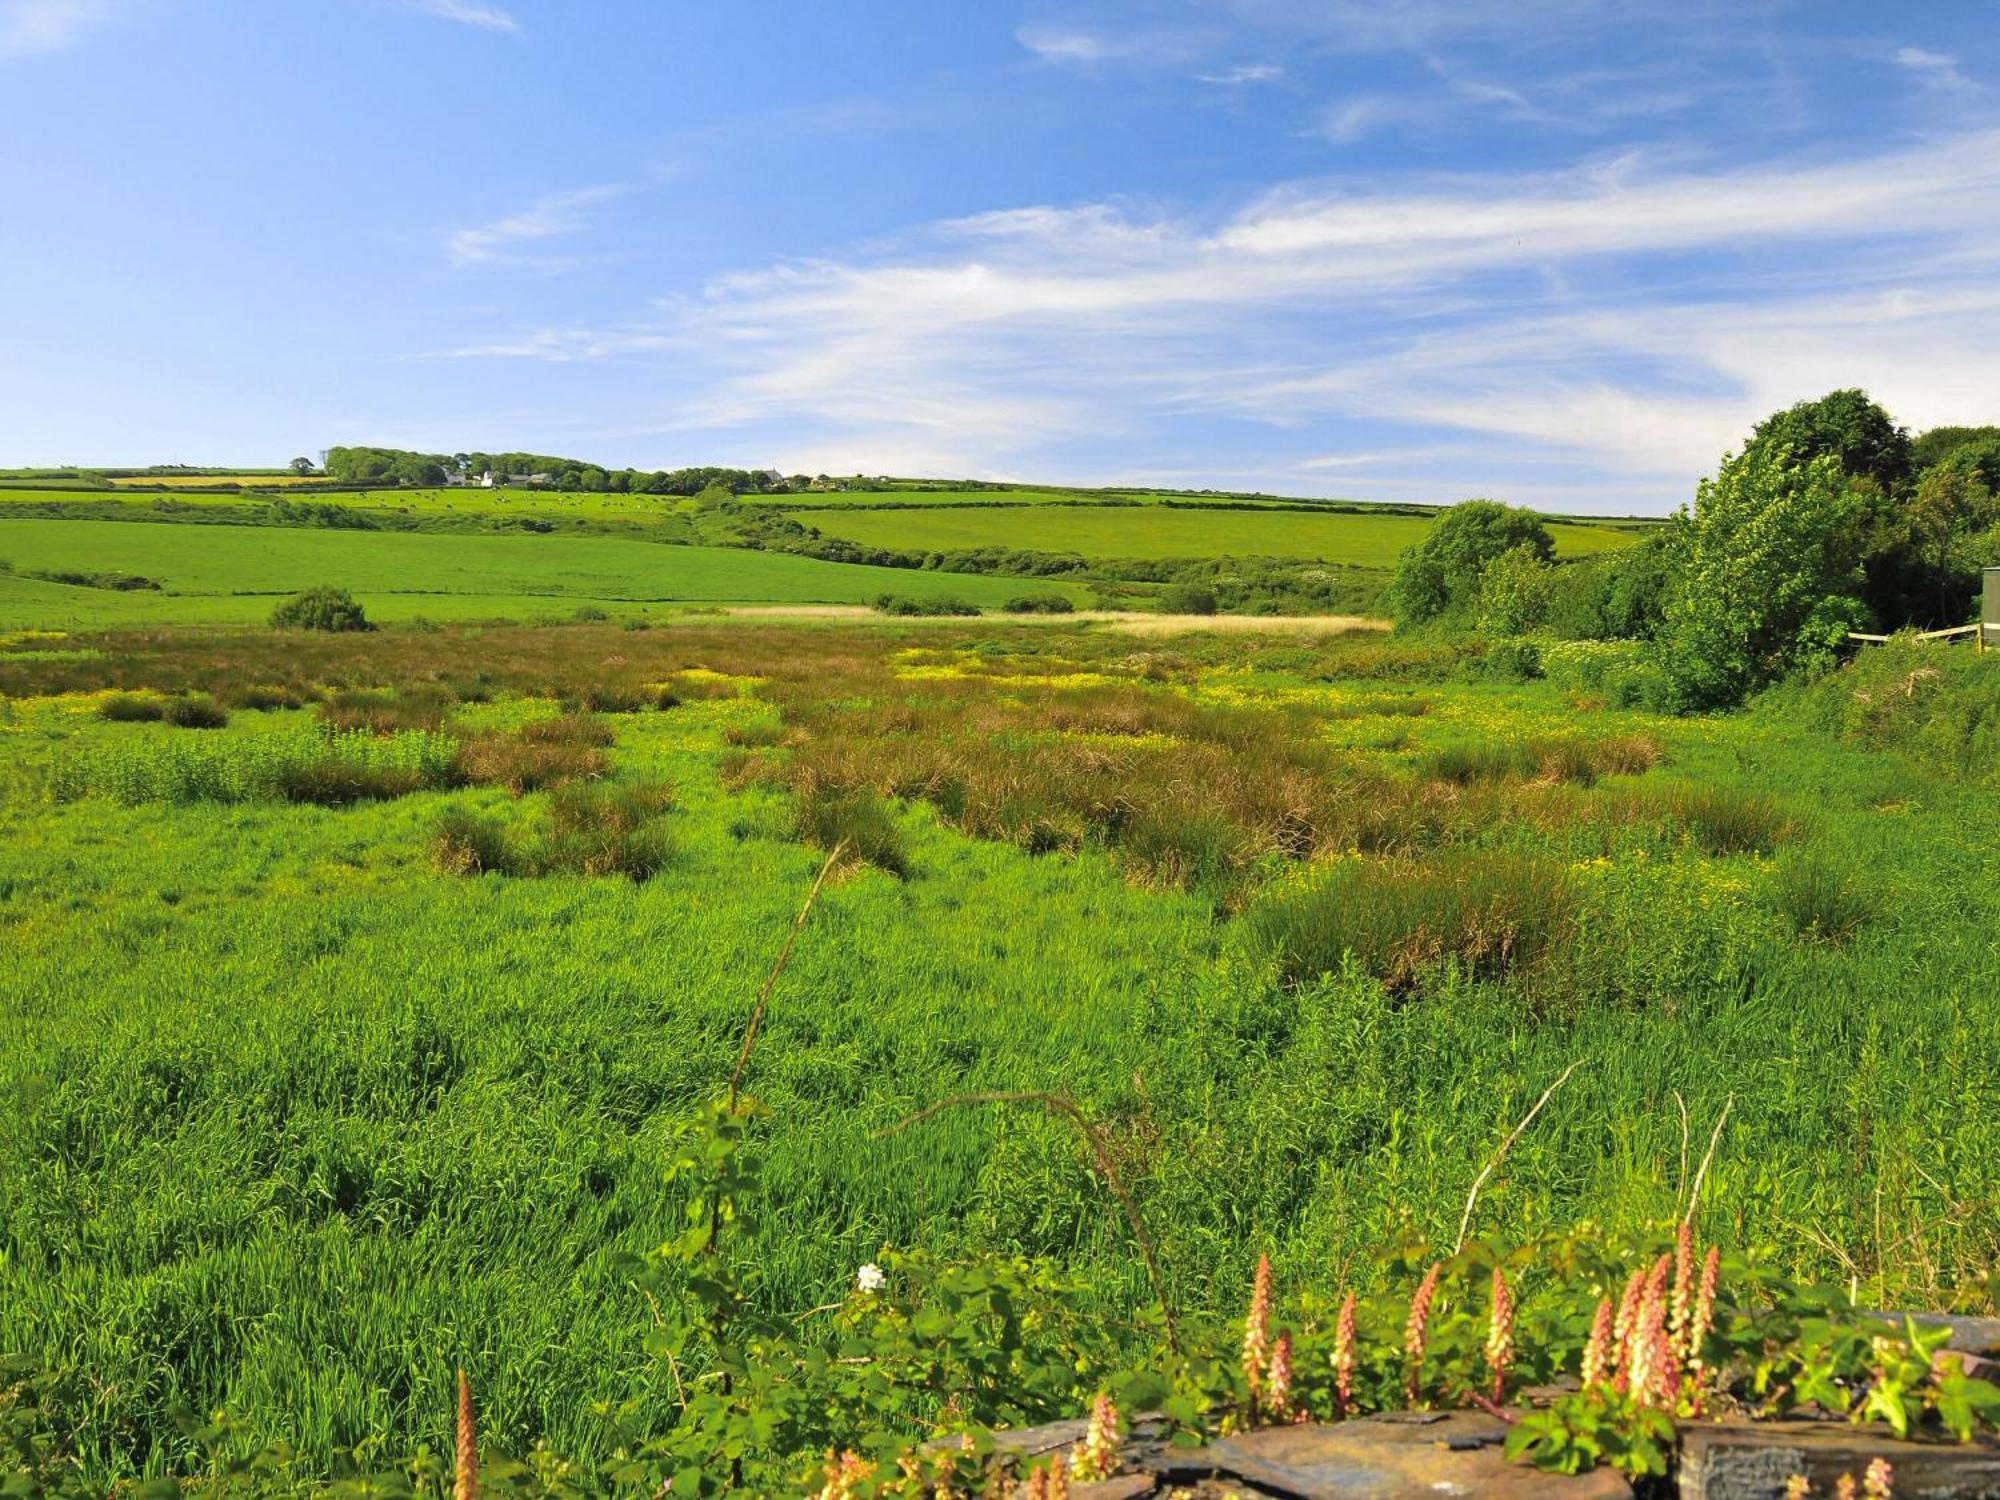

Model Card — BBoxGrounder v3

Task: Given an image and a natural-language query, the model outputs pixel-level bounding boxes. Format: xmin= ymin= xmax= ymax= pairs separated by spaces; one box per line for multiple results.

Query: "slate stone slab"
xmin=1193 ymin=1412 xmax=1634 ymax=1499
xmin=1679 ymin=1420 xmax=2000 ymax=1500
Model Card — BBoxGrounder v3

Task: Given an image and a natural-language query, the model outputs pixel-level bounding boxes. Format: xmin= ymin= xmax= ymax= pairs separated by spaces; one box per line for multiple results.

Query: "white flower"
xmin=855 ymin=1262 xmax=886 ymax=1294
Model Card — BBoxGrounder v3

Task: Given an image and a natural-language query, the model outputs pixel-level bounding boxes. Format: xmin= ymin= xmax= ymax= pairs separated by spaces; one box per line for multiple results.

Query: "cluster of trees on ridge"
xmin=1388 ymin=391 xmax=2000 ymax=709
xmin=320 ymin=446 xmax=797 ymax=495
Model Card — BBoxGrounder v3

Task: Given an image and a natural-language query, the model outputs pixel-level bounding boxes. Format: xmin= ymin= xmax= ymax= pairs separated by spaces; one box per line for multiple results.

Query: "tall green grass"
xmin=0 ymin=623 xmax=1995 ymax=1478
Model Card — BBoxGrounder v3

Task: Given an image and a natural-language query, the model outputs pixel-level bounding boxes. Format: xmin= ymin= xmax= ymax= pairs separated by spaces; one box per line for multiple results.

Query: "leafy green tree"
xmin=1907 ymin=457 xmax=1995 ymax=623
xmin=288 ymin=456 xmax=315 ymax=476
xmin=1911 ymin=424 xmax=2000 ymax=473
xmin=1387 ymin=500 xmax=1554 ymax=629
xmin=1599 ymin=525 xmax=1680 ymax=641
xmin=1475 ymin=543 xmax=1554 ymax=635
xmin=1660 ymin=446 xmax=1866 ymax=709
xmin=1748 ymin=389 xmax=1912 ymax=491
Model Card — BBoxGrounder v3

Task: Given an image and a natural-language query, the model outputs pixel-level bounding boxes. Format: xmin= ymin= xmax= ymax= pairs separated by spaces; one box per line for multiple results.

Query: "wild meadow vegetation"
xmin=3 ymin=604 xmax=1998 ymax=1491
xmin=4 ymin=395 xmax=2000 ymax=1493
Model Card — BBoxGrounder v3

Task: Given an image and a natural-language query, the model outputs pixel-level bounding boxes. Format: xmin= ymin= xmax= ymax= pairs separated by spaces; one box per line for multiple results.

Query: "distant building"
xmin=758 ymin=468 xmax=785 ymax=488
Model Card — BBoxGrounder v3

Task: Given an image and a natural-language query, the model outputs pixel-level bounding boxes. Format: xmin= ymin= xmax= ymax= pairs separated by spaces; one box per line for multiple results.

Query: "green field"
xmin=1 ymin=619 xmax=1995 ymax=1479
xmin=0 ymin=518 xmax=1088 ymax=627
xmin=788 ymin=503 xmax=1639 ymax=564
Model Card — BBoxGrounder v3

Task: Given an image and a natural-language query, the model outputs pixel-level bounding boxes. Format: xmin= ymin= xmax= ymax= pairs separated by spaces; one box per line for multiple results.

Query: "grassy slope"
xmin=788 ymin=504 xmax=1639 ymax=565
xmin=0 ymin=628 xmax=1994 ymax=1472
xmin=0 ymin=519 xmax=1085 ymax=628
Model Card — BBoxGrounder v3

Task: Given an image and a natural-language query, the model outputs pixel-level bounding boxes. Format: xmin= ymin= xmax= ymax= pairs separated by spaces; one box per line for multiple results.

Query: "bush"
xmin=872 ymin=594 xmax=982 ymax=617
xmin=1245 ymin=853 xmax=1575 ymax=992
xmin=1001 ymin=593 xmax=1076 ymax=615
xmin=1158 ymin=581 xmax=1218 ymax=616
xmin=270 ymin=586 xmax=371 ymax=632
xmin=98 ymin=693 xmax=163 ymax=723
xmin=1464 ymin=639 xmax=1542 ymax=682
xmin=161 ymin=696 xmax=229 ymax=729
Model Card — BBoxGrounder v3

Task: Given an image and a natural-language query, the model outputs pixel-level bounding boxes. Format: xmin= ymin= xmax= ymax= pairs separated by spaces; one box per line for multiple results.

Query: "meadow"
xmin=0 ymin=518 xmax=1089 ymax=628
xmin=1 ymin=616 xmax=1994 ymax=1480
xmin=784 ymin=502 xmax=1640 ymax=565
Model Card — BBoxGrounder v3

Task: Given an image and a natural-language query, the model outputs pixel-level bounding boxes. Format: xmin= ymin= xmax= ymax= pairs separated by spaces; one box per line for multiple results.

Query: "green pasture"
xmin=0 ymin=519 xmax=1086 ymax=628
xmin=789 ymin=503 xmax=1640 ymax=565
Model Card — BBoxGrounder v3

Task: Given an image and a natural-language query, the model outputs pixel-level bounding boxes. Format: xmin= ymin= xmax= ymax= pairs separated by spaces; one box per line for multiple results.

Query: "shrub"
xmin=1465 ymin=639 xmax=1541 ymax=682
xmin=1771 ymin=855 xmax=1874 ymax=944
xmin=571 ymin=605 xmax=609 ymax=622
xmin=431 ymin=807 xmax=515 ymax=876
xmin=794 ymin=778 xmax=908 ymax=876
xmin=161 ymin=696 xmax=229 ymax=729
xmin=1245 ymin=853 xmax=1575 ymax=992
xmin=873 ymin=594 xmax=982 ymax=617
xmin=1539 ymin=639 xmax=1650 ymax=695
xmin=1002 ymin=593 xmax=1076 ymax=615
xmin=98 ymin=693 xmax=163 ymax=723
xmin=270 ymin=586 xmax=371 ymax=632
xmin=1158 ymin=581 xmax=1218 ymax=616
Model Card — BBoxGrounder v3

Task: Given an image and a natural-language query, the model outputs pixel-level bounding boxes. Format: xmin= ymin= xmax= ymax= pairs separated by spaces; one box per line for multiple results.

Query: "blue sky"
xmin=3 ymin=0 xmax=1998 ymax=513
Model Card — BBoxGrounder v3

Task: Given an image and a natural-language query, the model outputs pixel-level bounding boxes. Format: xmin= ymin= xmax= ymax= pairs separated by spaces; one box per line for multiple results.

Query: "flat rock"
xmin=1191 ymin=1412 xmax=1634 ymax=1499
xmin=1679 ymin=1419 xmax=2000 ymax=1500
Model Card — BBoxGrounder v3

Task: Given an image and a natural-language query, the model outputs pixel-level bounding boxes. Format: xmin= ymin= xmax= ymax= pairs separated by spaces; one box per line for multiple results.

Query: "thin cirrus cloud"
xmin=0 ymin=0 xmax=107 ymax=57
xmin=444 ymin=127 xmax=2000 ymax=506
xmin=446 ymin=183 xmax=632 ymax=266
xmin=409 ymin=0 xmax=519 ymax=33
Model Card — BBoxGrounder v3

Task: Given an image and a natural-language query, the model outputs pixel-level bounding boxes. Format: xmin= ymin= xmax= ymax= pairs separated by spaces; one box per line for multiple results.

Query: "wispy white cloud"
xmin=1197 ymin=62 xmax=1281 ymax=85
xmin=1895 ymin=44 xmax=1975 ymax=93
xmin=435 ymin=130 xmax=2000 ymax=508
xmin=0 ymin=0 xmax=107 ymax=58
xmin=410 ymin=0 xmax=519 ymax=34
xmin=446 ymin=183 xmax=630 ymax=265
xmin=1014 ymin=25 xmax=1110 ymax=63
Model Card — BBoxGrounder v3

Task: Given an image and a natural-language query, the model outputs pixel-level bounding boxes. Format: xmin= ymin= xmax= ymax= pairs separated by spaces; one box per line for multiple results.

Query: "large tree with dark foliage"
xmin=1748 ymin=389 xmax=1913 ymax=492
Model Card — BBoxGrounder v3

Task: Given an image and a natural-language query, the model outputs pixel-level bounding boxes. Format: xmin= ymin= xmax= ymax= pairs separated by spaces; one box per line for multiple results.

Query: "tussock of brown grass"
xmin=454 ymin=734 xmax=608 ymax=794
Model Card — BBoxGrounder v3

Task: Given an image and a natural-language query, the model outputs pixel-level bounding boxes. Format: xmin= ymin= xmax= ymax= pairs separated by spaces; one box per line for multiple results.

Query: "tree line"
xmin=319 ymin=446 xmax=796 ymax=496
xmin=1387 ymin=390 xmax=2000 ymax=709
